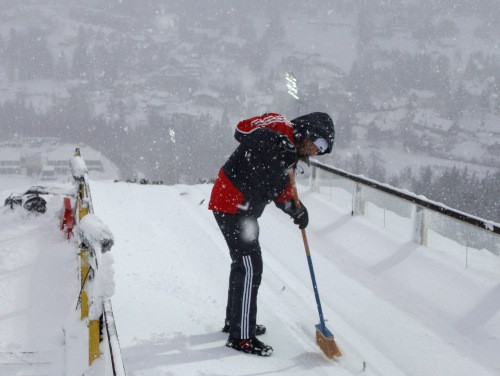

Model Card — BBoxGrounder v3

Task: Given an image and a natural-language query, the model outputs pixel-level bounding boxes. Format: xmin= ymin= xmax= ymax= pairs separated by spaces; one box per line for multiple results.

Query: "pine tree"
xmin=72 ymin=27 xmax=92 ymax=79
xmin=36 ymin=34 xmax=54 ymax=79
xmin=6 ymin=28 xmax=20 ymax=81
xmin=0 ymin=34 xmax=5 ymax=65
xmin=416 ymin=165 xmax=433 ymax=198
xmin=55 ymin=51 xmax=70 ymax=80
xmin=350 ymin=152 xmax=366 ymax=175
xmin=367 ymin=151 xmax=386 ymax=182
xmin=446 ymin=84 xmax=469 ymax=121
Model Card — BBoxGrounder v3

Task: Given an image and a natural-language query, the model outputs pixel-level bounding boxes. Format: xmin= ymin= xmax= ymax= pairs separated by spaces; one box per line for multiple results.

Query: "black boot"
xmin=222 ymin=320 xmax=266 ymax=336
xmin=226 ymin=336 xmax=273 ymax=356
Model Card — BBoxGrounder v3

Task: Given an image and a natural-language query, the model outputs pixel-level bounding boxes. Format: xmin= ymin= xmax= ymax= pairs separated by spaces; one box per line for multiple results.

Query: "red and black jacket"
xmin=209 ymin=113 xmax=296 ymax=217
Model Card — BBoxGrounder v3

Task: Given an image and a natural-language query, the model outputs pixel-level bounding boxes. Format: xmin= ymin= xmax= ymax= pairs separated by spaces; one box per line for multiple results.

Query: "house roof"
xmin=46 ymin=145 xmax=101 ymax=161
xmin=413 ymin=109 xmax=454 ymax=132
xmin=0 ymin=148 xmax=22 ymax=161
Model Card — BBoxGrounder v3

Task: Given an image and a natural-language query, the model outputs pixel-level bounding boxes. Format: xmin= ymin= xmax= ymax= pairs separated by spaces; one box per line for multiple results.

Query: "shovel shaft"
xmin=306 ymin=244 xmax=328 ymax=333
xmin=290 ymin=172 xmax=328 ymax=333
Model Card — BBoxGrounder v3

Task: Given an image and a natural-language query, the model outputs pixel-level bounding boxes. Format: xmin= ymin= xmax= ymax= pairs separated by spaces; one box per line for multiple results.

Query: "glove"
xmin=275 ymin=199 xmax=309 ymax=229
xmin=291 ymin=202 xmax=308 ymax=229
xmin=275 ymin=134 xmax=297 ymax=168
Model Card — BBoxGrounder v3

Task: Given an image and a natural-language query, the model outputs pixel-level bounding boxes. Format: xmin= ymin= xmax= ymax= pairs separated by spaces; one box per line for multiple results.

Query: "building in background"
xmin=0 ymin=137 xmax=117 ymax=184
xmin=0 ymin=148 xmax=22 ymax=175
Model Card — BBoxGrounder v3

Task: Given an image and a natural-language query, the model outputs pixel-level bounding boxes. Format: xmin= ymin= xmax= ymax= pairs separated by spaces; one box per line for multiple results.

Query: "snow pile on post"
xmin=79 ymin=213 xmax=114 ymax=253
xmin=70 ymin=155 xmax=87 ymax=181
xmin=78 ymin=213 xmax=115 ymax=320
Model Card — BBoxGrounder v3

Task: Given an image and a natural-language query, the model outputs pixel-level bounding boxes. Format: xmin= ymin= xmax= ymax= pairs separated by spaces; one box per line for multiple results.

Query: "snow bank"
xmin=78 ymin=213 xmax=115 ymax=319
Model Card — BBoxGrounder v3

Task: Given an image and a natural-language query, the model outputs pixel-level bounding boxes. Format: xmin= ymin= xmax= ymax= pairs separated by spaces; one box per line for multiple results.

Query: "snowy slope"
xmin=89 ymin=180 xmax=500 ymax=376
xmin=0 ymin=183 xmax=79 ymax=375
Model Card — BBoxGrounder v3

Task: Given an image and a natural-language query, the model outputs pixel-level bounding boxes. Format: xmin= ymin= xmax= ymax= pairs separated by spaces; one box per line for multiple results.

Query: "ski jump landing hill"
xmin=0 ymin=151 xmax=499 ymax=376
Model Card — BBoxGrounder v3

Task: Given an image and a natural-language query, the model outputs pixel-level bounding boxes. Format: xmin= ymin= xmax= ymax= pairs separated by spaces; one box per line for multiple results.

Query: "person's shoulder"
xmin=258 ymin=114 xmax=294 ymax=140
xmin=237 ymin=113 xmax=290 ymax=133
xmin=252 ymin=113 xmax=290 ymax=126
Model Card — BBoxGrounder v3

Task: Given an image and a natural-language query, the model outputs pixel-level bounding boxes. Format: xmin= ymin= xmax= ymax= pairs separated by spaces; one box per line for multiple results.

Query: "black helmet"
xmin=291 ymin=112 xmax=335 ymax=155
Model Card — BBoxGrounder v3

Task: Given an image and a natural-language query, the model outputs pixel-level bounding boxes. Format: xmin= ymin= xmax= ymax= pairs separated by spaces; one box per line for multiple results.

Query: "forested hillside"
xmin=0 ymin=0 xmax=498 ymax=220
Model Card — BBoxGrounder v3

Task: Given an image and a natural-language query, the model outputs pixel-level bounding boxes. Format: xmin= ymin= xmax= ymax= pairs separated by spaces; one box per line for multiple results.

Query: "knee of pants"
xmin=239 ymin=253 xmax=263 ymax=284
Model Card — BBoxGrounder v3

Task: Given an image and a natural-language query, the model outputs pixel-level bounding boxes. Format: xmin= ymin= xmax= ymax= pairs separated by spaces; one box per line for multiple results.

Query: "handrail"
xmin=71 ymin=148 xmax=126 ymax=374
xmin=308 ymin=159 xmax=500 ymax=235
xmin=104 ymin=300 xmax=126 ymax=376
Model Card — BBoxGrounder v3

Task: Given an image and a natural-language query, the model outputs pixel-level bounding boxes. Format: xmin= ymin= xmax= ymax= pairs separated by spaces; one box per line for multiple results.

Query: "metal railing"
xmin=299 ymin=159 xmax=500 ymax=257
xmin=71 ymin=148 xmax=126 ymax=375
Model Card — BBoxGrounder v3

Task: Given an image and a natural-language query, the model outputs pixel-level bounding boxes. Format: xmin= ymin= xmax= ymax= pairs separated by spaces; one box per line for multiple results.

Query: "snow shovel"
xmin=290 ymin=172 xmax=342 ymax=359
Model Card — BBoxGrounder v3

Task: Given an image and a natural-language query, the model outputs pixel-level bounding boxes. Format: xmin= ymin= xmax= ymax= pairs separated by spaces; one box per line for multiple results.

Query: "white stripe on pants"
xmin=241 ymin=255 xmax=253 ymax=339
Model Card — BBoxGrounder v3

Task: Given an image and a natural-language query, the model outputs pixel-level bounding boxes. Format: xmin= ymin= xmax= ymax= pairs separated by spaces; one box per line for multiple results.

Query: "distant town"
xmin=0 ymin=136 xmax=105 ymax=181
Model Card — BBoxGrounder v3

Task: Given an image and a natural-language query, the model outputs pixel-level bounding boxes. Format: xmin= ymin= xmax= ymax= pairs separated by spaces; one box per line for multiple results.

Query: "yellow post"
xmin=78 ymin=184 xmax=88 ymax=221
xmin=80 ymin=248 xmax=101 ymax=364
xmin=74 ymin=149 xmax=101 ymax=365
xmin=89 ymin=319 xmax=101 ymax=364
xmin=79 ymin=183 xmax=85 ymax=200
xmin=80 ymin=249 xmax=89 ymax=320
xmin=79 ymin=205 xmax=88 ymax=221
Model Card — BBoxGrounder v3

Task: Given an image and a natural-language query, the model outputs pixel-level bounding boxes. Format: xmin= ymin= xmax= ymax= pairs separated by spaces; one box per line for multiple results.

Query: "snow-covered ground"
xmin=0 ymin=182 xmax=79 ymax=375
xmin=90 ymin=180 xmax=499 ymax=375
xmin=1 ymin=178 xmax=499 ymax=375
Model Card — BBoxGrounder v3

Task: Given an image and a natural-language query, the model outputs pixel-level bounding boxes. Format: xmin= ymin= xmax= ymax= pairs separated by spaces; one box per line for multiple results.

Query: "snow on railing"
xmin=72 ymin=148 xmax=126 ymax=375
xmin=306 ymin=159 xmax=500 ymax=255
xmin=103 ymin=300 xmax=126 ymax=376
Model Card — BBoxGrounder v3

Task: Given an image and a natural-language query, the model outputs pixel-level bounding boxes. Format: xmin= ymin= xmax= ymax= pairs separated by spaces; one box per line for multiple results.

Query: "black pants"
xmin=214 ymin=211 xmax=263 ymax=339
